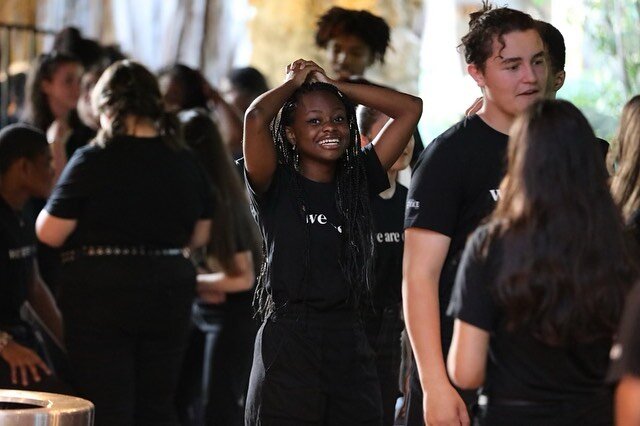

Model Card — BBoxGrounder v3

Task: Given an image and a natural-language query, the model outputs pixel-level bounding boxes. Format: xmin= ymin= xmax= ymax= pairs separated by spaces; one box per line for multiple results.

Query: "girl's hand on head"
xmin=308 ymin=69 xmax=331 ymax=85
xmin=285 ymin=59 xmax=325 ymax=86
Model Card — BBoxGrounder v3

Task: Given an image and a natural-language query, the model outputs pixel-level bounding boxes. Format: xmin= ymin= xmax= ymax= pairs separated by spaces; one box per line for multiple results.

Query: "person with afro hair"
xmin=315 ymin=7 xmax=390 ymax=81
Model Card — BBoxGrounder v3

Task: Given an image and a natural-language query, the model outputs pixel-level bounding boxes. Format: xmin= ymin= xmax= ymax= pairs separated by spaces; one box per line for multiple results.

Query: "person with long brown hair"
xmin=35 ymin=60 xmax=215 ymax=425
xmin=447 ymin=99 xmax=636 ymax=425
xmin=606 ymin=94 xmax=640 ymax=426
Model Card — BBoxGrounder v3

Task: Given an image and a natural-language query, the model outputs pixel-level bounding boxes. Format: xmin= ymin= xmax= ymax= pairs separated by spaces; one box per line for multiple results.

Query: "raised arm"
xmin=243 ymin=59 xmax=325 ymax=194
xmin=318 ymin=77 xmax=422 ymax=169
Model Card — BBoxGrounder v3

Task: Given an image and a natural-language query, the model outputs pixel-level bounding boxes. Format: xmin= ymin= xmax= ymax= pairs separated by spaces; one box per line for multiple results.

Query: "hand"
xmin=285 ymin=59 xmax=325 ymax=87
xmin=198 ymin=289 xmax=227 ymax=304
xmin=308 ymin=69 xmax=332 ymax=85
xmin=0 ymin=341 xmax=51 ymax=386
xmin=424 ymin=382 xmax=470 ymax=426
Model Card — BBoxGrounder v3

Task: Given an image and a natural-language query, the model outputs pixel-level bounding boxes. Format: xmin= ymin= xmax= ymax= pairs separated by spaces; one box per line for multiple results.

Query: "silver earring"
xmin=292 ymin=144 xmax=299 ymax=171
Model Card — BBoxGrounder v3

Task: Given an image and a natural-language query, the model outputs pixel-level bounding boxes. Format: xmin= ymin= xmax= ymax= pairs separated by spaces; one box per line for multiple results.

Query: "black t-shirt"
xmin=449 ymin=225 xmax=614 ymax=406
xmin=370 ymin=183 xmax=407 ymax=309
xmin=608 ymin=283 xmax=640 ymax=381
xmin=45 ymin=135 xmax=215 ymax=248
xmin=404 ymin=114 xmax=508 ymax=352
xmin=0 ymin=196 xmax=35 ymax=328
xmin=247 ymin=144 xmax=388 ymax=312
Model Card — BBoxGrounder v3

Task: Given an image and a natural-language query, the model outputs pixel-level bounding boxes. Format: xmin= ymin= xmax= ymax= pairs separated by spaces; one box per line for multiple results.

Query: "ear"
xmin=284 ymin=126 xmax=296 ymax=146
xmin=553 ymin=70 xmax=566 ymax=92
xmin=360 ymin=134 xmax=371 ymax=147
xmin=467 ymin=64 xmax=486 ymax=88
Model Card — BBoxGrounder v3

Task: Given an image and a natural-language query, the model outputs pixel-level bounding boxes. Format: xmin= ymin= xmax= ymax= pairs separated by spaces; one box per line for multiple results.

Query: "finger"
xmin=34 ymin=356 xmax=51 ymax=376
xmin=20 ymin=364 xmax=29 ymax=386
xmin=28 ymin=363 xmax=41 ymax=382
xmin=10 ymin=364 xmax=17 ymax=385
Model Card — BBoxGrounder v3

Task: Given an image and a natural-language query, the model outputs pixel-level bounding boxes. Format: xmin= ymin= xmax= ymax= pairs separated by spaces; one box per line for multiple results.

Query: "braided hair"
xmin=91 ymin=60 xmax=182 ymax=149
xmin=254 ymin=82 xmax=375 ymax=317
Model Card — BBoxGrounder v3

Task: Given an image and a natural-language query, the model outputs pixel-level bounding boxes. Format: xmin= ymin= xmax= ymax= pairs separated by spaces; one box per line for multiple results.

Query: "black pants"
xmin=473 ymin=393 xmax=613 ymax=426
xmin=245 ymin=309 xmax=382 ymax=425
xmin=59 ymin=257 xmax=195 ymax=426
xmin=364 ymin=305 xmax=404 ymax=426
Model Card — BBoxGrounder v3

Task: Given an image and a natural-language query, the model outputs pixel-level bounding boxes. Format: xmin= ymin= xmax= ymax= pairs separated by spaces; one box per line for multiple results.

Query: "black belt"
xmin=61 ymin=245 xmax=191 ymax=263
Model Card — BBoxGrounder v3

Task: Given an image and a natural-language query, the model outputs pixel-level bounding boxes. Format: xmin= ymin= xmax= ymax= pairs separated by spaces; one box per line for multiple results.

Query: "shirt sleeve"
xmin=608 ymin=284 xmax=640 ymax=381
xmin=44 ymin=147 xmax=96 ymax=219
xmin=447 ymin=225 xmax=498 ymax=332
xmin=404 ymin=138 xmax=463 ymax=235
xmin=361 ymin=143 xmax=390 ymax=196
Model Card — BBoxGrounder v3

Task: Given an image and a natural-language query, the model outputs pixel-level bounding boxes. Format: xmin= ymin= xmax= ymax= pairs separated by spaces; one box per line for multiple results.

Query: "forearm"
xmin=616 ymin=376 xmax=640 ymax=426
xmin=332 ymin=80 xmax=422 ymax=169
xmin=197 ymin=251 xmax=254 ymax=294
xmin=27 ymin=276 xmax=63 ymax=344
xmin=197 ymin=270 xmax=253 ymax=293
xmin=331 ymin=80 xmax=422 ymax=120
xmin=244 ymin=79 xmax=299 ymax=130
xmin=403 ymin=276 xmax=449 ymax=388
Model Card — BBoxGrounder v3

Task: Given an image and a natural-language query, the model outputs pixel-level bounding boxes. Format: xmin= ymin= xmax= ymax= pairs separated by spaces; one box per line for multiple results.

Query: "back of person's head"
xmin=23 ymin=51 xmax=81 ymax=131
xmin=356 ymin=105 xmax=384 ymax=139
xmin=460 ymin=1 xmax=537 ymax=70
xmin=92 ymin=60 xmax=181 ymax=149
xmin=489 ymin=99 xmax=635 ymax=345
xmin=0 ymin=123 xmax=48 ymax=175
xmin=611 ymin=95 xmax=640 ymax=219
xmin=179 ymin=109 xmax=261 ymax=274
xmin=157 ymin=64 xmax=208 ymax=112
xmin=315 ymin=7 xmax=390 ymax=64
xmin=536 ymin=20 xmax=565 ymax=74
xmin=226 ymin=67 xmax=268 ymax=98
xmin=53 ymin=26 xmax=104 ymax=69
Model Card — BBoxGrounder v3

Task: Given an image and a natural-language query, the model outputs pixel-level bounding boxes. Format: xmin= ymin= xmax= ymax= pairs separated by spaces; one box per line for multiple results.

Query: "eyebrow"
xmin=305 ymin=108 xmax=346 ymax=114
xmin=498 ymin=50 xmax=545 ymax=64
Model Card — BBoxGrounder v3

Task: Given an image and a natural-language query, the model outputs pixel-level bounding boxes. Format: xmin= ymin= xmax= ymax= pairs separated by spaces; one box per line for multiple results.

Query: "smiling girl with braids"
xmin=243 ymin=59 xmax=421 ymax=425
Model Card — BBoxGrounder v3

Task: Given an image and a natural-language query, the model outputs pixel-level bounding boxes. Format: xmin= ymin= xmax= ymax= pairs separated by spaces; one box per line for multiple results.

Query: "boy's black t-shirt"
xmin=246 ymin=144 xmax=389 ymax=312
xmin=449 ymin=225 xmax=614 ymax=405
xmin=45 ymin=135 xmax=216 ymax=248
xmin=370 ymin=183 xmax=407 ymax=309
xmin=404 ymin=114 xmax=508 ymax=351
xmin=0 ymin=196 xmax=35 ymax=328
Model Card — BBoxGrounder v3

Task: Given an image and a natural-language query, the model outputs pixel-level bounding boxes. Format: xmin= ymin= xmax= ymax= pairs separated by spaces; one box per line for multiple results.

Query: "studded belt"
xmin=61 ymin=245 xmax=191 ymax=263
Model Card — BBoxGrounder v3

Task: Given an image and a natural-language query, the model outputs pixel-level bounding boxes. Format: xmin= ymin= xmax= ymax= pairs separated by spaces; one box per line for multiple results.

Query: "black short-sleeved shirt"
xmin=370 ymin=183 xmax=407 ymax=309
xmin=45 ymin=135 xmax=216 ymax=248
xmin=404 ymin=114 xmax=508 ymax=352
xmin=449 ymin=225 xmax=614 ymax=406
xmin=246 ymin=144 xmax=389 ymax=312
xmin=0 ymin=196 xmax=35 ymax=328
xmin=608 ymin=283 xmax=640 ymax=381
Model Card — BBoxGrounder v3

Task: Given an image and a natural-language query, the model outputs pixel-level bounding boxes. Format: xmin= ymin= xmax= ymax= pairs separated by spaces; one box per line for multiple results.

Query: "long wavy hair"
xmin=486 ymin=99 xmax=635 ymax=345
xmin=179 ymin=109 xmax=261 ymax=274
xmin=254 ymin=82 xmax=375 ymax=317
xmin=22 ymin=51 xmax=81 ymax=131
xmin=91 ymin=60 xmax=182 ymax=149
xmin=610 ymin=95 xmax=640 ymax=220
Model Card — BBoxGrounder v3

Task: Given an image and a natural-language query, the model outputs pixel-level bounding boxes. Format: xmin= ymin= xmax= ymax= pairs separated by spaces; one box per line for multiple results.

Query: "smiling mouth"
xmin=318 ymin=138 xmax=341 ymax=148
